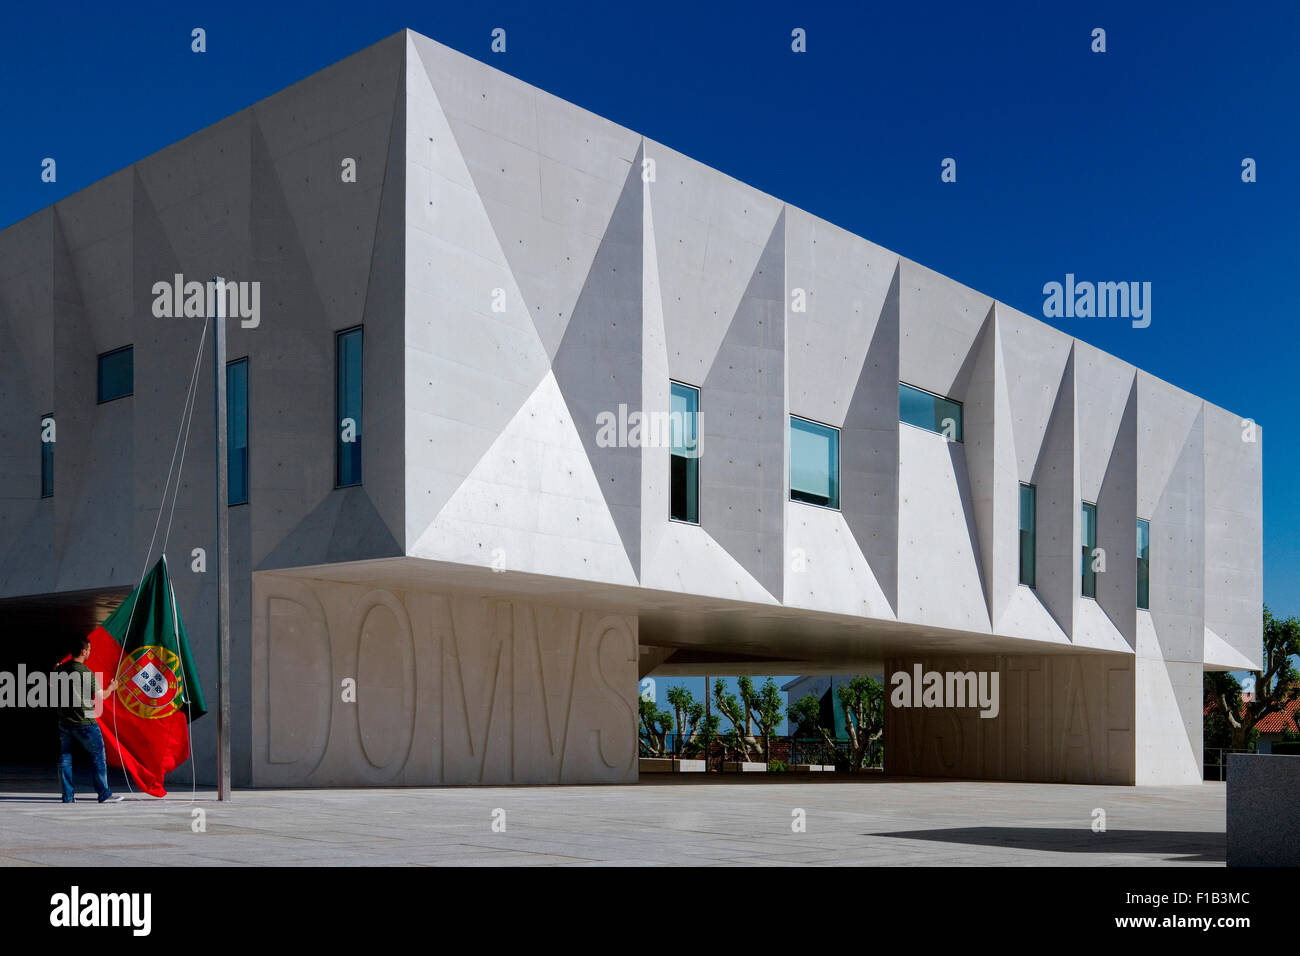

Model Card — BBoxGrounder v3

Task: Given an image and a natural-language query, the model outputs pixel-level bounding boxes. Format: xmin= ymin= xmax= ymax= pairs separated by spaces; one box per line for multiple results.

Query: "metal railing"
xmin=1203 ymin=747 xmax=1254 ymax=781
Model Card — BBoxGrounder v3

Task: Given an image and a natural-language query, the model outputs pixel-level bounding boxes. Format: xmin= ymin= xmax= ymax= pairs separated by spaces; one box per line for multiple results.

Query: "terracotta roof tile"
xmin=1254 ymin=697 xmax=1300 ymax=734
xmin=1203 ymin=690 xmax=1300 ymax=734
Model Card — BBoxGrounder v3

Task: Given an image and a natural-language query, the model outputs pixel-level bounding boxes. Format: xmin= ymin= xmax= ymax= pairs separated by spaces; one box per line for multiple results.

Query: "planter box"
xmin=1227 ymin=754 xmax=1300 ymax=866
xmin=639 ymin=758 xmax=708 ymax=773
xmin=722 ymin=761 xmax=767 ymax=772
xmin=789 ymin=764 xmax=835 ymax=772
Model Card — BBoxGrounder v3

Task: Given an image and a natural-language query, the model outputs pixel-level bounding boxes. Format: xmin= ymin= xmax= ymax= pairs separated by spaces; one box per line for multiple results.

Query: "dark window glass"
xmin=227 ymin=359 xmax=249 ymax=505
xmin=1019 ymin=483 xmax=1036 ymax=587
xmin=790 ymin=416 xmax=840 ymax=509
xmin=97 ymin=346 xmax=133 ymax=403
xmin=1137 ymin=518 xmax=1150 ymax=610
xmin=1081 ymin=502 xmax=1098 ymax=598
xmin=669 ymin=381 xmax=700 ymax=523
xmin=899 ymin=382 xmax=962 ymax=441
xmin=40 ymin=414 xmax=54 ymax=498
xmin=336 ymin=328 xmax=363 ymax=487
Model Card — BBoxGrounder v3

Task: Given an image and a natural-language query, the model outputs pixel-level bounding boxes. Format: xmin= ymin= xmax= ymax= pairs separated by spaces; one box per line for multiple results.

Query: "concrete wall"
xmin=885 ymin=653 xmax=1136 ymax=785
xmin=251 ymin=571 xmax=638 ymax=786
xmin=1204 ymin=405 xmax=1264 ymax=669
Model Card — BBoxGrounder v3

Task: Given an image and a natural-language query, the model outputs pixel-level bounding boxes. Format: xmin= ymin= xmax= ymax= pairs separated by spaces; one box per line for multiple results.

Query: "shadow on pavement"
xmin=870 ymin=827 xmax=1225 ymax=863
xmin=1 ymin=763 xmax=132 ymax=795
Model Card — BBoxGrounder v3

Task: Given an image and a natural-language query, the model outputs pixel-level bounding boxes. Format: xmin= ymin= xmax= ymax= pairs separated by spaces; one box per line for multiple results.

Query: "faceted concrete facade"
xmin=0 ymin=30 xmax=1261 ymax=787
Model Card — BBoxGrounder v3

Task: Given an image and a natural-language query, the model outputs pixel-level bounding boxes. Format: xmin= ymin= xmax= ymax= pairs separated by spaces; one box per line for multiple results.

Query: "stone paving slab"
xmin=0 ymin=776 xmax=1227 ymax=866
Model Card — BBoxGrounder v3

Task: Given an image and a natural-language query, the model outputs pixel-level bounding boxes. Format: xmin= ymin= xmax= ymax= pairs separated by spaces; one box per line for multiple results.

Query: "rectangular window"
xmin=1019 ymin=483 xmax=1036 ymax=588
xmin=227 ymin=359 xmax=249 ymax=506
xmin=1081 ymin=502 xmax=1097 ymax=598
xmin=40 ymin=414 xmax=54 ymax=498
xmin=336 ymin=327 xmax=363 ymax=487
xmin=1136 ymin=518 xmax=1150 ymax=610
xmin=669 ymin=381 xmax=700 ymax=523
xmin=97 ymin=346 xmax=133 ymax=403
xmin=899 ymin=382 xmax=962 ymax=441
xmin=790 ymin=415 xmax=840 ymax=509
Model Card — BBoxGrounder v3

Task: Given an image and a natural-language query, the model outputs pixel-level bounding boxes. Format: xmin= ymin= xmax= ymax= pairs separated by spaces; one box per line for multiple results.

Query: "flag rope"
xmin=158 ymin=317 xmax=205 ymax=802
xmin=110 ymin=314 xmax=209 ymax=800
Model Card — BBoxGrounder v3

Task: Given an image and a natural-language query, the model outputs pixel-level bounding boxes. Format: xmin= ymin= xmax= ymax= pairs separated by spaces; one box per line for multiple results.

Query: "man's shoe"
xmin=99 ymin=795 xmax=125 ymax=803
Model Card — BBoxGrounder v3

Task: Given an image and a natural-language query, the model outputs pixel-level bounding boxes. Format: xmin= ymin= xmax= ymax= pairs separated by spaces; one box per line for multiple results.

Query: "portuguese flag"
xmin=82 ymin=556 xmax=207 ymax=797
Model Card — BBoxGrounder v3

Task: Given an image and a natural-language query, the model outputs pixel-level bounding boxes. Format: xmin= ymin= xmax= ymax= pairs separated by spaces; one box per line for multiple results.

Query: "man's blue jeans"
xmin=58 ymin=722 xmax=113 ymax=803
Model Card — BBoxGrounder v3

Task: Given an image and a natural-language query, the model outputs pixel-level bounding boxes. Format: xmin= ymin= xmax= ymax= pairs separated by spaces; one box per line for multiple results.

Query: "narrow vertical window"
xmin=1136 ymin=518 xmax=1150 ymax=610
xmin=1019 ymin=483 xmax=1036 ymax=587
xmin=227 ymin=359 xmax=249 ymax=505
xmin=97 ymin=346 xmax=133 ymax=403
xmin=789 ymin=416 xmax=840 ymax=509
xmin=1081 ymin=502 xmax=1098 ymax=598
xmin=40 ymin=414 xmax=54 ymax=498
xmin=336 ymin=327 xmax=363 ymax=487
xmin=669 ymin=381 xmax=700 ymax=524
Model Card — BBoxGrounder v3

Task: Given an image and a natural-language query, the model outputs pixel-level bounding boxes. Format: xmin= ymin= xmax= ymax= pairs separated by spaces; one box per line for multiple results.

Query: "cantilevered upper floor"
xmin=0 ymin=29 xmax=1261 ymax=675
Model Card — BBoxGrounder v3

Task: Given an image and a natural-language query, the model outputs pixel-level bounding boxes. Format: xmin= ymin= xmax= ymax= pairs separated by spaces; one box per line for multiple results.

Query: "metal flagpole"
xmin=212 ymin=276 xmax=232 ymax=801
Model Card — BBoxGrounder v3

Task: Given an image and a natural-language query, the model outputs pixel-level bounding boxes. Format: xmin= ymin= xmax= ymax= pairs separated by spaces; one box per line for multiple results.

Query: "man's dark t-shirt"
xmin=56 ymin=661 xmax=98 ymax=727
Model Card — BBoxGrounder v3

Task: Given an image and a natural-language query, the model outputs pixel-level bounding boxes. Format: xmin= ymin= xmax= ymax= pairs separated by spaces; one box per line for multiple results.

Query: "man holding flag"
xmin=62 ymin=556 xmax=207 ymax=799
xmin=56 ymin=636 xmax=124 ymax=803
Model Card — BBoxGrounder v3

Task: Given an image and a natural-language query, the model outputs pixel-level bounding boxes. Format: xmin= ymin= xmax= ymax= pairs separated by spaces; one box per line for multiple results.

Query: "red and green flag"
xmin=82 ymin=556 xmax=206 ymax=796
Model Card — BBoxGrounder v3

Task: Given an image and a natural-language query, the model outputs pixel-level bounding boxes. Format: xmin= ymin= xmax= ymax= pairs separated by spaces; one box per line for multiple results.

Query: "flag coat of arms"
xmin=82 ymin=556 xmax=206 ymax=796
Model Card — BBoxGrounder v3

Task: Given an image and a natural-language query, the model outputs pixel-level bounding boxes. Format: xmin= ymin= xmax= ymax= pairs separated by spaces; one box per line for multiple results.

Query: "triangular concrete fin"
xmin=1204 ymin=626 xmax=1258 ymax=671
xmin=410 ymin=372 xmax=638 ymax=586
xmin=403 ymin=35 xmax=552 ymax=545
xmin=701 ymin=209 xmax=786 ymax=600
xmin=258 ymin=487 xmax=402 ymax=571
xmin=1032 ymin=345 xmax=1079 ymax=639
xmin=1096 ymin=377 xmax=1138 ymax=648
xmin=842 ymin=261 xmax=901 ymax=614
xmin=551 ymin=147 xmax=644 ymax=577
xmin=358 ymin=61 xmax=408 ymax=552
xmin=966 ymin=304 xmax=1018 ymax=625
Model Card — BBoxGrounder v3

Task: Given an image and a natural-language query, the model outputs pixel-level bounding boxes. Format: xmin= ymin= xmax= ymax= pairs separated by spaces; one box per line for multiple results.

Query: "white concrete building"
xmin=0 ymin=30 xmax=1261 ymax=787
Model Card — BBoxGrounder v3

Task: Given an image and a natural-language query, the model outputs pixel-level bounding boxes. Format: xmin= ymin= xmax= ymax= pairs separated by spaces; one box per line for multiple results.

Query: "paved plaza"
xmin=0 ymin=771 xmax=1226 ymax=866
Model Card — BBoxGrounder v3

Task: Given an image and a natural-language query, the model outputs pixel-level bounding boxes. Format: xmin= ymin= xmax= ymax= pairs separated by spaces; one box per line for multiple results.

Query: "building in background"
xmin=783 ymin=675 xmax=882 ymax=740
xmin=1250 ymin=697 xmax=1300 ymax=754
xmin=0 ymin=29 xmax=1262 ymax=787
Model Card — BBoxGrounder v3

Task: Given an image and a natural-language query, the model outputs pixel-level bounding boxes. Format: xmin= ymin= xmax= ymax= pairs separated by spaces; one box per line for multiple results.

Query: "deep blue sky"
xmin=2 ymin=1 xmax=1295 ymax=668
